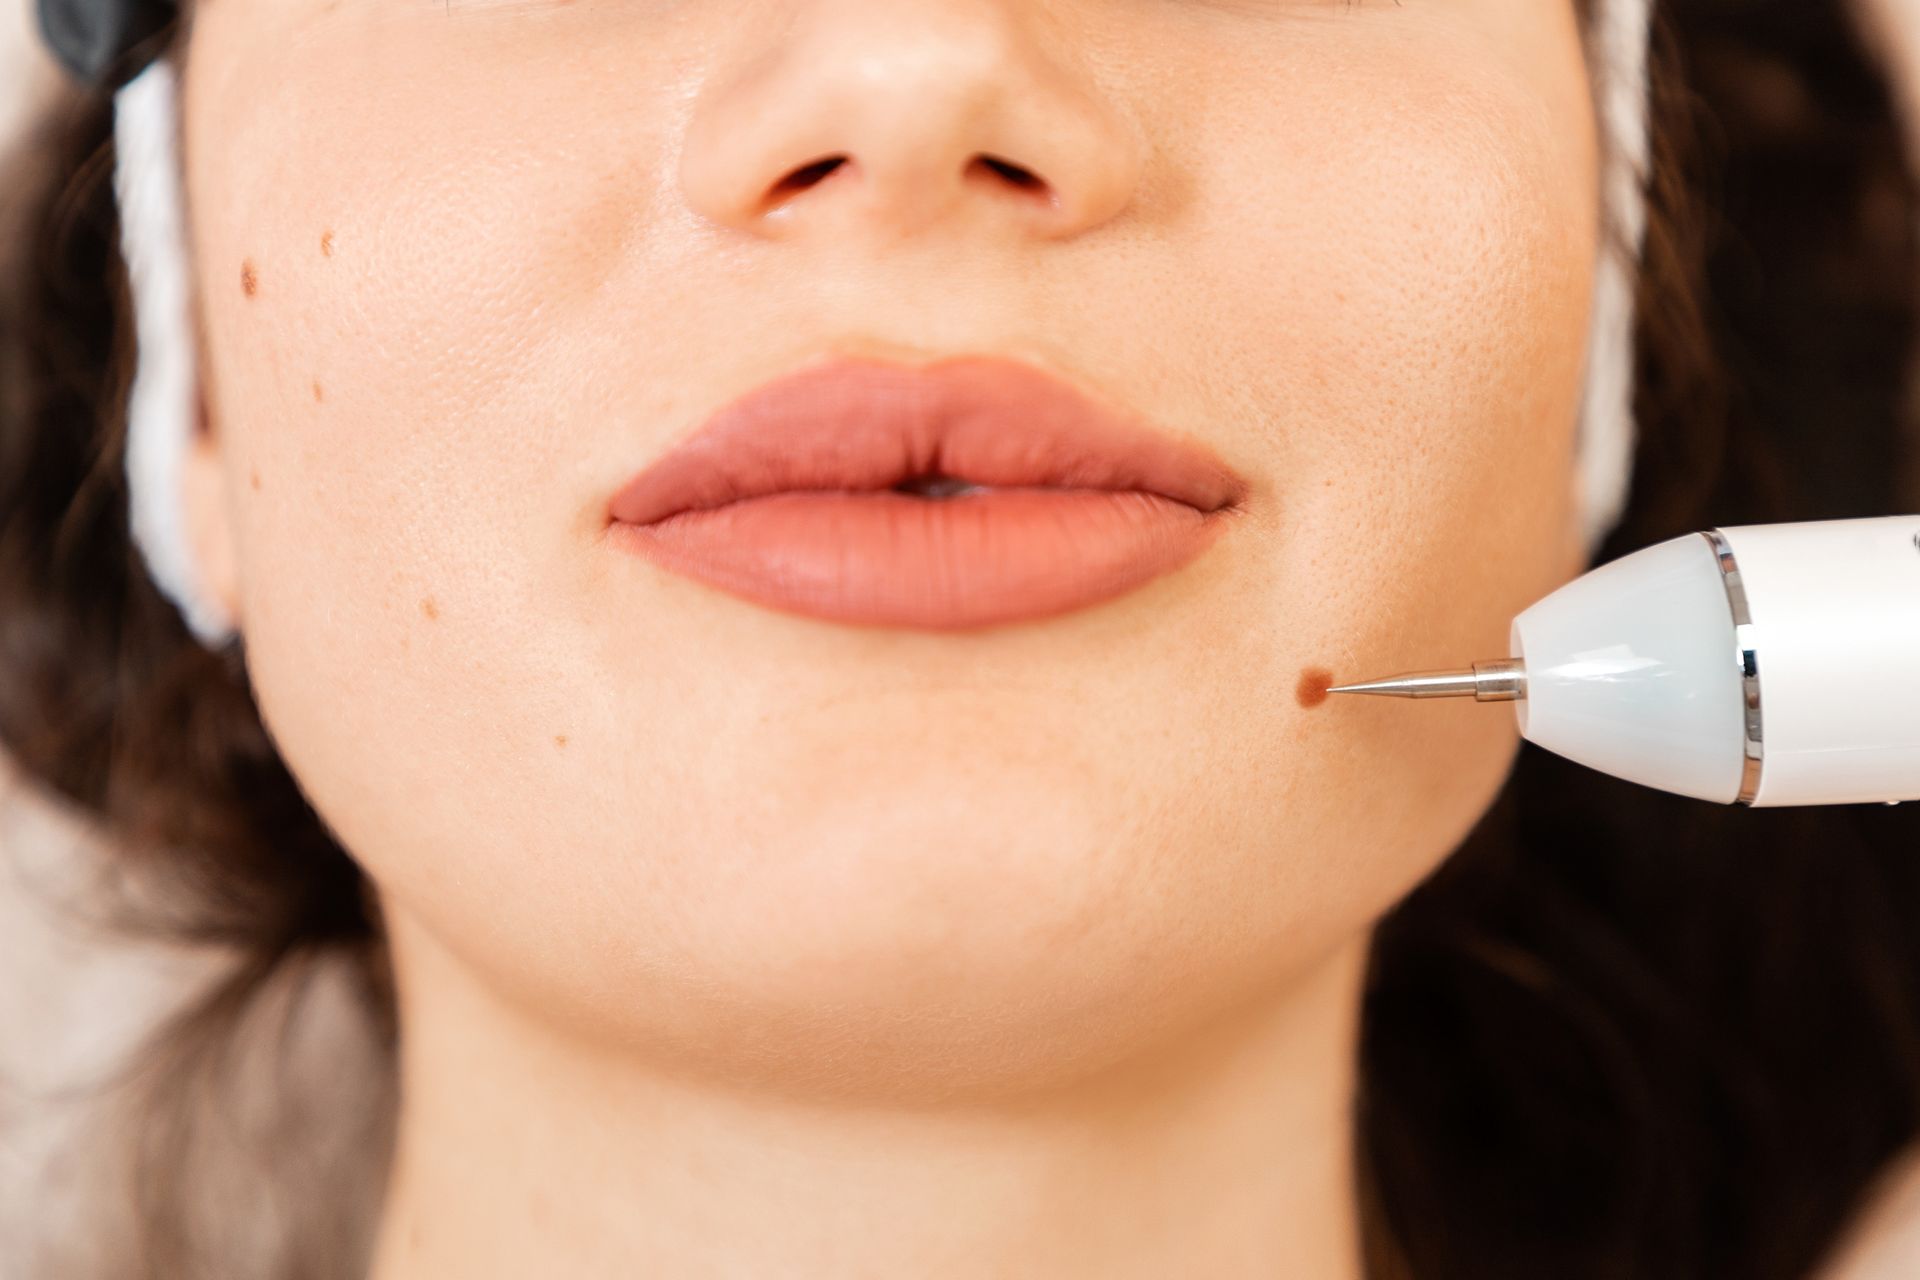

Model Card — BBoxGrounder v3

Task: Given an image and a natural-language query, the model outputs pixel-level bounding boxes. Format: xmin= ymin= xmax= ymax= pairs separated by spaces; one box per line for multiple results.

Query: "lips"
xmin=604 ymin=355 xmax=1248 ymax=629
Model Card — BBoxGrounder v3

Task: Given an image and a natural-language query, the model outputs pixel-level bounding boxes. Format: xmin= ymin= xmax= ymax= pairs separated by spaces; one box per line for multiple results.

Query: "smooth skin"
xmin=175 ymin=0 xmax=1599 ymax=1275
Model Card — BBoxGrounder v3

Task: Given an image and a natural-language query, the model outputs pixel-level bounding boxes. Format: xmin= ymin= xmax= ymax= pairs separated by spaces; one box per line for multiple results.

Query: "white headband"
xmin=111 ymin=1 xmax=1656 ymax=649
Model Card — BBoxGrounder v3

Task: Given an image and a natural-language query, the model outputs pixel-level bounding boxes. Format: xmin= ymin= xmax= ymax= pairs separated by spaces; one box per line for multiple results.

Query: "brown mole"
xmin=1296 ymin=667 xmax=1334 ymax=709
xmin=554 ymin=735 xmax=568 ymax=748
xmin=320 ymin=230 xmax=334 ymax=257
xmin=249 ymin=467 xmax=261 ymax=491
xmin=313 ymin=380 xmax=325 ymax=403
xmin=240 ymin=258 xmax=257 ymax=296
xmin=421 ymin=596 xmax=440 ymax=621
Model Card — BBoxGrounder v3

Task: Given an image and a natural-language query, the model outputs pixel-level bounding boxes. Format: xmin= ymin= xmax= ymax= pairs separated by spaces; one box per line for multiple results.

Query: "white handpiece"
xmin=1332 ymin=516 xmax=1920 ymax=806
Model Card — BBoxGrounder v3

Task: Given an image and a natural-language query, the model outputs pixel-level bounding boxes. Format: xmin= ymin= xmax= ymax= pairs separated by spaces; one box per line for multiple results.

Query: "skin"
xmin=175 ymin=0 xmax=1599 ymax=1274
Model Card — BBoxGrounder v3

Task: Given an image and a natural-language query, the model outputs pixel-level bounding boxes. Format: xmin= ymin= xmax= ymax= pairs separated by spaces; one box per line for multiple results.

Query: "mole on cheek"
xmin=313 ymin=380 xmax=325 ymax=403
xmin=554 ymin=735 xmax=568 ymax=748
xmin=320 ymin=230 xmax=334 ymax=257
xmin=421 ymin=596 xmax=440 ymax=621
xmin=240 ymin=259 xmax=258 ymax=297
xmin=1296 ymin=667 xmax=1334 ymax=709
xmin=249 ymin=467 xmax=261 ymax=491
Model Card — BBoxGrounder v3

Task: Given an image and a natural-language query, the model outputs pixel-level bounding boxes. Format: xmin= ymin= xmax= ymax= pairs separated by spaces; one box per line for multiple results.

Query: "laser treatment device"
xmin=1329 ymin=515 xmax=1920 ymax=807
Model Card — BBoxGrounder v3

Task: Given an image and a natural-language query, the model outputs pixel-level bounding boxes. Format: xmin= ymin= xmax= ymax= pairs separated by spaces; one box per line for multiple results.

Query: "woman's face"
xmin=179 ymin=0 xmax=1597 ymax=1097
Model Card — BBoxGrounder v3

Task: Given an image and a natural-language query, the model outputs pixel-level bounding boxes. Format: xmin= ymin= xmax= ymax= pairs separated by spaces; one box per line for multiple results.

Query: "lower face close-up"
xmin=170 ymin=0 xmax=1601 ymax=1104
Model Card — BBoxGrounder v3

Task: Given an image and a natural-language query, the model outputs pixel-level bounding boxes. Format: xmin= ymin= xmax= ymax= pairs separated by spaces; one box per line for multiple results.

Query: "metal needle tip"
xmin=1325 ymin=658 xmax=1527 ymax=702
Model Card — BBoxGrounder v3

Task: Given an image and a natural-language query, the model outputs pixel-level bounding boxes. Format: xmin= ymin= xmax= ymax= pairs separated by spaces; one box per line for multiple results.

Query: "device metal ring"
xmin=1702 ymin=528 xmax=1765 ymax=806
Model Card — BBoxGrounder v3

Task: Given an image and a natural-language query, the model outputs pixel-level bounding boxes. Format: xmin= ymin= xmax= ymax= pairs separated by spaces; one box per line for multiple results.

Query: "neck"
xmin=366 ymin=913 xmax=1371 ymax=1280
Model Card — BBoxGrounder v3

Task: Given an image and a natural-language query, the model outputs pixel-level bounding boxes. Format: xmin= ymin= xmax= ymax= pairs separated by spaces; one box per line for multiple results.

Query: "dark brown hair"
xmin=0 ymin=28 xmax=394 ymax=1275
xmin=2 ymin=2 xmax=1917 ymax=1277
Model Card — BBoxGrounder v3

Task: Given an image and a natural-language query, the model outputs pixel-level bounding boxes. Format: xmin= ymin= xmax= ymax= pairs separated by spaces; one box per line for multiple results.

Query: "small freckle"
xmin=240 ymin=259 xmax=257 ymax=297
xmin=1296 ymin=667 xmax=1334 ymax=709
xmin=313 ymin=380 xmax=325 ymax=403
xmin=249 ymin=467 xmax=261 ymax=491
xmin=554 ymin=735 xmax=568 ymax=748
xmin=320 ymin=230 xmax=334 ymax=257
xmin=421 ymin=596 xmax=440 ymax=620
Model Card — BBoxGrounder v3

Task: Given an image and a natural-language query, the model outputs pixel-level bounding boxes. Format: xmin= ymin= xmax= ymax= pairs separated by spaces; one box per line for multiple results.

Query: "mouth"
xmin=604 ymin=354 xmax=1249 ymax=630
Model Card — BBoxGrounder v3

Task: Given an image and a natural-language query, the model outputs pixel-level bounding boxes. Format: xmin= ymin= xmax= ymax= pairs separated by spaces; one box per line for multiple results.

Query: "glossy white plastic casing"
xmin=1509 ymin=530 xmax=1746 ymax=802
xmin=1508 ymin=515 xmax=1920 ymax=806
xmin=1716 ymin=517 xmax=1920 ymax=804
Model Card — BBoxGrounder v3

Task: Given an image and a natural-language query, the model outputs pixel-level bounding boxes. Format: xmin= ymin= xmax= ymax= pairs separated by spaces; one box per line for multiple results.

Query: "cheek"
xmin=185 ymin=19 xmax=694 ymax=759
xmin=188 ymin=25 xmax=683 ymax=607
xmin=182 ymin=30 xmax=707 ymax=934
xmin=1190 ymin=64 xmax=1595 ymax=518
xmin=1191 ymin=36 xmax=1597 ymax=588
xmin=1160 ymin=36 xmax=1600 ymax=896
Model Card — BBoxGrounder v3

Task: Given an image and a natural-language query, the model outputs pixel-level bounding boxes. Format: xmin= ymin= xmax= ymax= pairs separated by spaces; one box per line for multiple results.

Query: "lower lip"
xmin=607 ymin=487 xmax=1233 ymax=629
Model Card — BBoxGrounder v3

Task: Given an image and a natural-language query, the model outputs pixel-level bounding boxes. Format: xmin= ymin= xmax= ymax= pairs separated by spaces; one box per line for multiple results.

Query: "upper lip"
xmin=606 ymin=354 xmax=1249 ymax=527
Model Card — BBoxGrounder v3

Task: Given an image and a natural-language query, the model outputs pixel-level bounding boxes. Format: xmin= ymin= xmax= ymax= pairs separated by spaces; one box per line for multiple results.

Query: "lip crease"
xmin=604 ymin=353 xmax=1250 ymax=630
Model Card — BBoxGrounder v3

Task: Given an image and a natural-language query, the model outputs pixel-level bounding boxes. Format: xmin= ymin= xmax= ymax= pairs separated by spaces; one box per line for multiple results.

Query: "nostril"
xmin=769 ymin=155 xmax=848 ymax=203
xmin=974 ymin=155 xmax=1043 ymax=191
xmin=975 ymin=156 xmax=1052 ymax=201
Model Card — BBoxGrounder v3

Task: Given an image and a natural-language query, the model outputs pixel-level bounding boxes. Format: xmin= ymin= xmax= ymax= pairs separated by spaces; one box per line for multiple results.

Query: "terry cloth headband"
xmin=37 ymin=0 xmax=1655 ymax=650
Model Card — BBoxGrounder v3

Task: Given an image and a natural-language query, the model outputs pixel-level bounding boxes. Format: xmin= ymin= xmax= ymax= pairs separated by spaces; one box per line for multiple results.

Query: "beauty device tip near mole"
xmin=1329 ymin=516 xmax=1920 ymax=809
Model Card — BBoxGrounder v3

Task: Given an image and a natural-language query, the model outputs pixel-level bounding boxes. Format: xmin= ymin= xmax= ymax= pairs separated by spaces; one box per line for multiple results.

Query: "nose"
xmin=679 ymin=0 xmax=1146 ymax=243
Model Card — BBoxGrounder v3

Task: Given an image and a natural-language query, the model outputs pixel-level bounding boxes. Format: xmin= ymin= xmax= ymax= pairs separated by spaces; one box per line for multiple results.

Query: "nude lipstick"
xmin=605 ymin=355 xmax=1248 ymax=629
